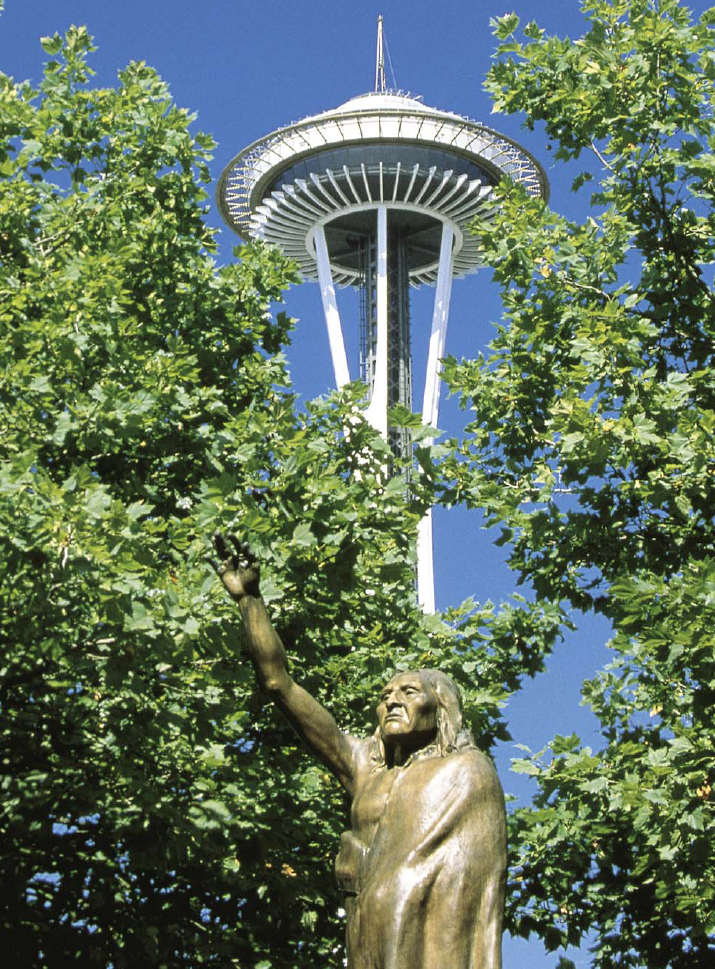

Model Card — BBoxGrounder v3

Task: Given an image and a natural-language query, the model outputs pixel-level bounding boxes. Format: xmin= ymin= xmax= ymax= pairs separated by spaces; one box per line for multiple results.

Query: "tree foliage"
xmin=442 ymin=1 xmax=715 ymax=965
xmin=0 ymin=27 xmax=562 ymax=968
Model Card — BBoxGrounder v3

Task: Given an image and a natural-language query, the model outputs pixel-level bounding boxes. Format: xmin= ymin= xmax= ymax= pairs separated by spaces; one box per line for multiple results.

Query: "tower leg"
xmin=421 ymin=223 xmax=454 ymax=430
xmin=417 ymin=223 xmax=454 ymax=613
xmin=314 ymin=223 xmax=351 ymax=388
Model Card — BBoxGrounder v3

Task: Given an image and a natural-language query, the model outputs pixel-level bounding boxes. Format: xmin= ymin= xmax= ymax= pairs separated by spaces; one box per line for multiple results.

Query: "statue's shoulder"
xmin=442 ymin=746 xmax=503 ymax=793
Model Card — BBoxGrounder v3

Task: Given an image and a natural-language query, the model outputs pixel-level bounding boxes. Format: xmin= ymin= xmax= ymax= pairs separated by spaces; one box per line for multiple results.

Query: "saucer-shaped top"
xmin=216 ymin=89 xmax=548 ymax=284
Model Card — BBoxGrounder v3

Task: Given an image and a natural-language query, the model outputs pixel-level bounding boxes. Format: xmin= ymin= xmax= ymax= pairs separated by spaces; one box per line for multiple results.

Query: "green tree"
xmin=0 ymin=27 xmax=558 ymax=968
xmin=443 ymin=1 xmax=715 ymax=965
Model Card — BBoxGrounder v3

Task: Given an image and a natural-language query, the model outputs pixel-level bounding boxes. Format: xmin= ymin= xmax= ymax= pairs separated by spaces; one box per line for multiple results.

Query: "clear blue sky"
xmin=2 ymin=2 xmax=711 ymax=965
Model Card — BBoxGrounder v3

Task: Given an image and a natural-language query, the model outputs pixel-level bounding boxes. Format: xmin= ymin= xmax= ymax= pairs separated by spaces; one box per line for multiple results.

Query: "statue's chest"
xmin=350 ymin=759 xmax=444 ymax=841
xmin=351 ymin=769 xmax=399 ymax=835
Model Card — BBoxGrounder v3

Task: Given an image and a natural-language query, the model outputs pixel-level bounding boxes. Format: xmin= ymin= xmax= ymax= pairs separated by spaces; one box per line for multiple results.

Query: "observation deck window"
xmin=264 ymin=144 xmax=496 ymax=197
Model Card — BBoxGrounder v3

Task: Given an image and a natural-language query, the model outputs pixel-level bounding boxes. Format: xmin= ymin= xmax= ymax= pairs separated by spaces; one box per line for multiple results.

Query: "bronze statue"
xmin=210 ymin=533 xmax=506 ymax=969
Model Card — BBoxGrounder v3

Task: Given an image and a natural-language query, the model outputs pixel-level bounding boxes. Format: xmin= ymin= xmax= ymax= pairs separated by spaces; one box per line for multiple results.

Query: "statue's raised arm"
xmin=209 ymin=533 xmax=357 ymax=793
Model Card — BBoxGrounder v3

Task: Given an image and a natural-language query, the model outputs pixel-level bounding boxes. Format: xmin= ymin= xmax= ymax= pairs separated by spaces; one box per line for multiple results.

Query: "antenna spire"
xmin=375 ymin=15 xmax=386 ymax=93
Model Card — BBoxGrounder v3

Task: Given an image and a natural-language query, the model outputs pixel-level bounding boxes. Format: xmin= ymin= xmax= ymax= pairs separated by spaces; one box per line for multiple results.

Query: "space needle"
xmin=216 ymin=17 xmax=548 ymax=613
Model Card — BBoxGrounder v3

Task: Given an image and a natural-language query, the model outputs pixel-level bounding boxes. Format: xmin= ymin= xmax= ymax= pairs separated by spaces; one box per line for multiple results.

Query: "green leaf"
xmin=40 ymin=33 xmax=63 ymax=54
xmin=511 ymin=758 xmax=541 ymax=776
xmin=292 ymin=522 xmax=316 ymax=546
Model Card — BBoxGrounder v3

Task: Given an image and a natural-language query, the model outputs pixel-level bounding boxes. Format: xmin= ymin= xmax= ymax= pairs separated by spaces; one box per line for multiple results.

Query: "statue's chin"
xmin=380 ymin=724 xmax=437 ymax=750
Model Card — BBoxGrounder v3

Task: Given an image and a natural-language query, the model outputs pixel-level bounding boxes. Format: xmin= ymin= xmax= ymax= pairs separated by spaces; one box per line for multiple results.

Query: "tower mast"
xmin=375 ymin=15 xmax=386 ymax=93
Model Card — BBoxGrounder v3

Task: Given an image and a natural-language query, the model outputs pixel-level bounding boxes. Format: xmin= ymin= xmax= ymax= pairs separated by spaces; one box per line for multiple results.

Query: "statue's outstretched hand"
xmin=208 ymin=532 xmax=261 ymax=602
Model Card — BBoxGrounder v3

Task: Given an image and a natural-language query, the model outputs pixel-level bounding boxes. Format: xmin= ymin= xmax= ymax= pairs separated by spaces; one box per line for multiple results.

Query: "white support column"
xmin=417 ymin=510 xmax=436 ymax=614
xmin=314 ymin=223 xmax=351 ymax=388
xmin=421 ymin=223 xmax=454 ymax=431
xmin=365 ymin=205 xmax=389 ymax=436
xmin=417 ymin=222 xmax=454 ymax=614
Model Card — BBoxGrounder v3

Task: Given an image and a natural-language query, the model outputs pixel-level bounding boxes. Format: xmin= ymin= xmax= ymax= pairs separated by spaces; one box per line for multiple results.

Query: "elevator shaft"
xmin=359 ymin=221 xmax=412 ymax=459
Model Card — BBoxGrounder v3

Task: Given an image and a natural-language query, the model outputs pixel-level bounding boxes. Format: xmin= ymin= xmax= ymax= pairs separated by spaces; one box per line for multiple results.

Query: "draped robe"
xmin=335 ymin=744 xmax=506 ymax=969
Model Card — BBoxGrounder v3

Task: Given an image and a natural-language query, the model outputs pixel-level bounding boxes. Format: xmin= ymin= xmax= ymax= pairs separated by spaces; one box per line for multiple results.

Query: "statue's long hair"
xmin=369 ymin=669 xmax=475 ymax=771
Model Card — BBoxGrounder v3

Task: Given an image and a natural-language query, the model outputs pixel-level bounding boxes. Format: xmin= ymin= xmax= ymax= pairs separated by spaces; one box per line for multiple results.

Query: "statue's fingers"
xmin=213 ymin=532 xmax=230 ymax=560
xmin=228 ymin=533 xmax=243 ymax=557
xmin=204 ymin=554 xmax=223 ymax=574
xmin=239 ymin=540 xmax=257 ymax=565
xmin=229 ymin=534 xmax=257 ymax=567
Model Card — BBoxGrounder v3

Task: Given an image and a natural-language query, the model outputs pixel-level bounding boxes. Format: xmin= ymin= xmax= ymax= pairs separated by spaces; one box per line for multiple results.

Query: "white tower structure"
xmin=216 ymin=22 xmax=548 ymax=613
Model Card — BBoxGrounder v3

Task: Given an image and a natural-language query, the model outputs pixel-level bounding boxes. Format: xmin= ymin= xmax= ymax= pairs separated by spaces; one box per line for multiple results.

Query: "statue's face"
xmin=376 ymin=672 xmax=438 ymax=747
